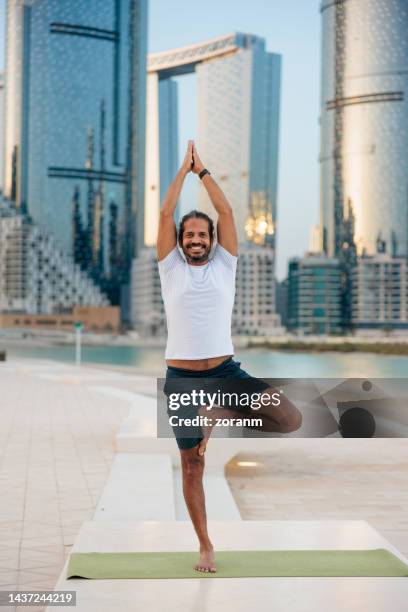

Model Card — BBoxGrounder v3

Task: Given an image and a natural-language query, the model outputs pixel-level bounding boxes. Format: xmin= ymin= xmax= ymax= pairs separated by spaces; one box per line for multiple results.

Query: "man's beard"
xmin=183 ymin=243 xmax=211 ymax=263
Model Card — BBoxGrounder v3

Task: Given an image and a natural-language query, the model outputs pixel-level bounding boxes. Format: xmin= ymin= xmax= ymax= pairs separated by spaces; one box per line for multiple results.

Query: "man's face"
xmin=180 ymin=218 xmax=212 ymax=264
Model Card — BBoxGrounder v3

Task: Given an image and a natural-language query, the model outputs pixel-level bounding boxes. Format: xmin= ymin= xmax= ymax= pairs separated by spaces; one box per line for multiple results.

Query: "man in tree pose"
xmin=157 ymin=140 xmax=302 ymax=573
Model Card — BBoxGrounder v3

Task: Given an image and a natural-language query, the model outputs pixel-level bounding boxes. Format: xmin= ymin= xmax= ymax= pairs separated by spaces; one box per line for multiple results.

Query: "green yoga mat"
xmin=67 ymin=549 xmax=408 ymax=579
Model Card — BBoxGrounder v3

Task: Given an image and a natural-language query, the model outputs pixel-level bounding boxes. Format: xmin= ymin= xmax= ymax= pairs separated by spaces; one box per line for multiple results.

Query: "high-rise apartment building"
xmin=233 ymin=245 xmax=284 ymax=336
xmin=320 ymin=0 xmax=408 ymax=259
xmin=351 ymin=255 xmax=408 ymax=333
xmin=131 ymin=246 xmax=166 ymax=336
xmin=287 ymin=254 xmax=342 ymax=335
xmin=0 ymin=196 xmax=108 ymax=314
xmin=3 ymin=0 xmax=147 ymax=314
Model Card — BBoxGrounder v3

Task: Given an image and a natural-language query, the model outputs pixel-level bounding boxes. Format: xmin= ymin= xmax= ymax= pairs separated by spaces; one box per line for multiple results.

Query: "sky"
xmin=0 ymin=0 xmax=322 ymax=279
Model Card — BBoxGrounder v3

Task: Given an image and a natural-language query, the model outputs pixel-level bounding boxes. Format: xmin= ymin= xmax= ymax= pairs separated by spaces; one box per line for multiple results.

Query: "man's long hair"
xmin=178 ymin=210 xmax=215 ymax=244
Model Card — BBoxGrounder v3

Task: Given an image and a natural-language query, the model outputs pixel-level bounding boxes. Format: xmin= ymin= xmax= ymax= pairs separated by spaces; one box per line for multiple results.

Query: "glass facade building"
xmin=320 ymin=0 xmax=408 ymax=259
xmin=288 ymin=255 xmax=342 ymax=335
xmin=158 ymin=79 xmax=178 ymax=208
xmin=3 ymin=0 xmax=147 ymax=313
xmin=144 ymin=72 xmax=178 ymax=246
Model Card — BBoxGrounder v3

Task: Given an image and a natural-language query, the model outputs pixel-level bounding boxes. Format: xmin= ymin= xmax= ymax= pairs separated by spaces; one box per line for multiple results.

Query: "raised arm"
xmin=192 ymin=143 xmax=238 ymax=256
xmin=157 ymin=141 xmax=193 ymax=261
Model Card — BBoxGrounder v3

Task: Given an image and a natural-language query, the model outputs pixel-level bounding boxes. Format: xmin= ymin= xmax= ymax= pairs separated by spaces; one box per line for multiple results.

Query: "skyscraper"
xmin=3 ymin=0 xmax=147 ymax=315
xmin=197 ymin=35 xmax=281 ymax=247
xmin=144 ymin=73 xmax=178 ymax=246
xmin=320 ymin=0 xmax=408 ymax=259
xmin=146 ymin=33 xmax=281 ymax=247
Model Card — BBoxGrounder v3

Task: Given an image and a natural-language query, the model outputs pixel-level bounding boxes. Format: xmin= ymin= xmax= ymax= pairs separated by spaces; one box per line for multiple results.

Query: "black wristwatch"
xmin=199 ymin=168 xmax=210 ymax=180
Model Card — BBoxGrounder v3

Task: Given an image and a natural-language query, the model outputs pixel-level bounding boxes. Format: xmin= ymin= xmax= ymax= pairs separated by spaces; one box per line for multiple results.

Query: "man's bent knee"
xmin=280 ymin=407 xmax=303 ymax=433
xmin=181 ymin=447 xmax=205 ymax=477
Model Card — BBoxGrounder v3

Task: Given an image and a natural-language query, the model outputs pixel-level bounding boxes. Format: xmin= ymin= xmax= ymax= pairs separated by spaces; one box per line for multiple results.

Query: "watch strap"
xmin=199 ymin=168 xmax=210 ymax=180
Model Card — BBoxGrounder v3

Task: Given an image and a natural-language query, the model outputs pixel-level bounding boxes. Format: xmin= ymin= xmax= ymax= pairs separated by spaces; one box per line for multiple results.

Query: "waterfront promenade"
xmin=1 ymin=358 xmax=408 ymax=611
xmin=0 ymin=359 xmax=155 ymax=610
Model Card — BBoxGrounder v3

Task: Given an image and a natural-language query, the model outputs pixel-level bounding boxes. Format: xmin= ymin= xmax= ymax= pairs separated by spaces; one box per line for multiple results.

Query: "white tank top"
xmin=158 ymin=243 xmax=238 ymax=359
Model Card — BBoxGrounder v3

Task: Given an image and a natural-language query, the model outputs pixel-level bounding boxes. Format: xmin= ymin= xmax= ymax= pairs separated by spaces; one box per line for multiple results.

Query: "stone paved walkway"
xmin=1 ymin=359 xmax=408 ymax=611
xmin=0 ymin=359 xmax=156 ymax=611
xmin=227 ymin=438 xmax=408 ymax=558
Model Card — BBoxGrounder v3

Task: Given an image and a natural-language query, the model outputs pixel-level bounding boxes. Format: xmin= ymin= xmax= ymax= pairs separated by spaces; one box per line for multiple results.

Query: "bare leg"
xmin=197 ymin=405 xmax=216 ymax=455
xmin=178 ymin=394 xmax=301 ymax=574
xmin=180 ymin=445 xmax=216 ymax=572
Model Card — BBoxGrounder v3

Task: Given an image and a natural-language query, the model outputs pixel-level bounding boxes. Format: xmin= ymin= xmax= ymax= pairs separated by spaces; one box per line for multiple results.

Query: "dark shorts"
xmin=163 ymin=356 xmax=270 ymax=450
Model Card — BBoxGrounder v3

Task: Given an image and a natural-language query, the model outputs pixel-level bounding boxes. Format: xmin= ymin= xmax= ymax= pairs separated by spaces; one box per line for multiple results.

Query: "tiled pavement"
xmin=1 ymin=359 xmax=408 ymax=610
xmin=0 ymin=359 xmax=157 ymax=611
xmin=227 ymin=438 xmax=408 ymax=559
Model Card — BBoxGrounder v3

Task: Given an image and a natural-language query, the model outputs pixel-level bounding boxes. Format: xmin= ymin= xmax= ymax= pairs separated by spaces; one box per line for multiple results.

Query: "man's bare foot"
xmin=194 ymin=547 xmax=217 ymax=573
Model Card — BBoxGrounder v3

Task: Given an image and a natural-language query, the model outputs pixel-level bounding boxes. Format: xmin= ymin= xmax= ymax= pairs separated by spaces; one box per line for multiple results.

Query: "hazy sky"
xmin=0 ymin=0 xmax=322 ymax=279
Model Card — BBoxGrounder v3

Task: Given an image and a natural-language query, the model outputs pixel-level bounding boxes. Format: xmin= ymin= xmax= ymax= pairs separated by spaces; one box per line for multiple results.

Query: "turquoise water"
xmin=5 ymin=344 xmax=408 ymax=377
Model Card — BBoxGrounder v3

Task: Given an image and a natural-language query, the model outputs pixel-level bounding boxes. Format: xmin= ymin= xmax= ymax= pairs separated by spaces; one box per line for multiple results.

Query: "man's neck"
xmin=188 ymin=260 xmax=209 ymax=266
